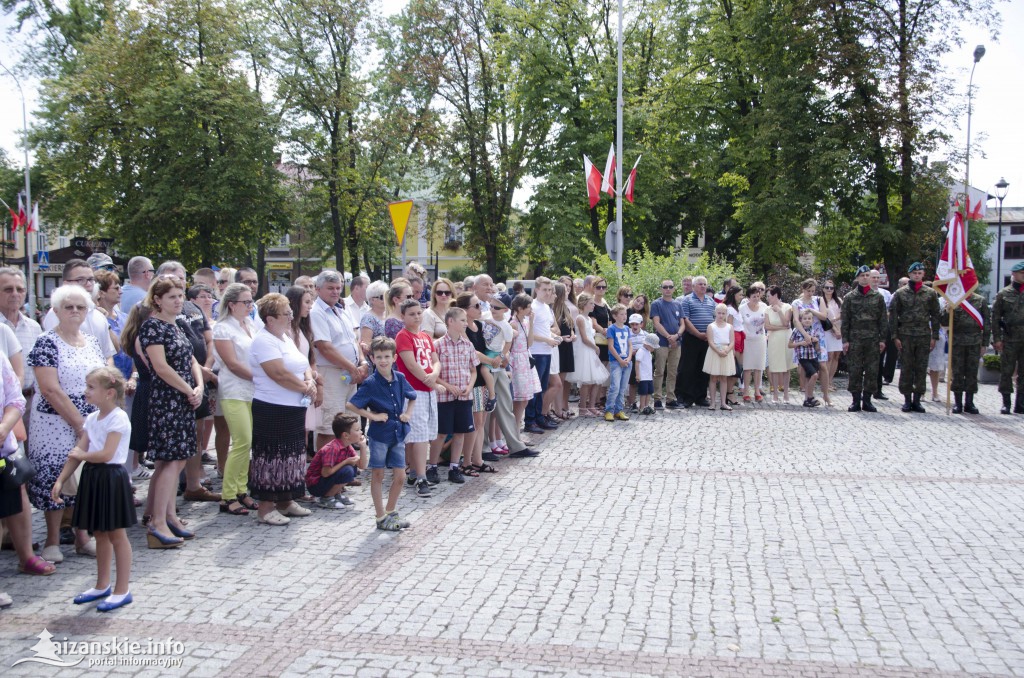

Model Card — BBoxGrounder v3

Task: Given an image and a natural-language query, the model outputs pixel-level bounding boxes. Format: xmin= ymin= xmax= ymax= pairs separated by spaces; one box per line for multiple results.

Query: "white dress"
xmin=702 ymin=322 xmax=735 ymax=376
xmin=567 ymin=315 xmax=609 ymax=385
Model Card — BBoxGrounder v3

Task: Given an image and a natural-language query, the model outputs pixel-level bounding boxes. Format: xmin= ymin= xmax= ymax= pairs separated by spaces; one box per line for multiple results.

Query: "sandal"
xmin=561 ymin=409 xmax=576 ymax=419
xmin=461 ymin=466 xmax=480 ymax=477
xmin=220 ymin=501 xmax=249 ymax=515
xmin=473 ymin=463 xmax=498 ymax=474
xmin=18 ymin=555 xmax=57 ymax=576
xmin=236 ymin=494 xmax=258 ymax=511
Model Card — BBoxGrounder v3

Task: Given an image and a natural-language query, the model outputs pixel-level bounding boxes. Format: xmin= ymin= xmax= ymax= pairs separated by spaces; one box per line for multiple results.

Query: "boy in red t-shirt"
xmin=395 ymin=299 xmax=441 ymax=498
xmin=305 ymin=414 xmax=368 ymax=509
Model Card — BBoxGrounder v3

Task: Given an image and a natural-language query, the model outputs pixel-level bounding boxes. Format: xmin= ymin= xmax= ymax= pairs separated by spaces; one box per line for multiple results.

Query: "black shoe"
xmin=665 ymin=400 xmax=681 ymax=409
xmin=448 ymin=466 xmax=465 ymax=484
xmin=59 ymin=526 xmax=75 ymax=545
xmin=508 ymin=448 xmax=540 ymax=458
xmin=848 ymin=393 xmax=862 ymax=412
xmin=545 ymin=415 xmax=562 ymax=428
xmin=862 ymin=393 xmax=877 ymax=412
xmin=952 ymin=392 xmax=963 ymax=414
xmin=873 ymin=390 xmax=888 ymax=401
xmin=1001 ymin=394 xmax=1012 ymax=415
xmin=964 ymin=393 xmax=979 ymax=415
xmin=679 ymin=401 xmax=693 ymax=409
xmin=524 ymin=423 xmax=544 ymax=434
xmin=416 ymin=479 xmax=432 ymax=497
xmin=425 ymin=466 xmax=440 ymax=485
xmin=695 ymin=398 xmax=711 ymax=407
xmin=910 ymin=394 xmax=926 ymax=413
xmin=482 ymin=452 xmax=500 ymax=462
xmin=406 ymin=472 xmax=417 ymax=486
xmin=630 ymin=402 xmax=638 ymax=412
xmin=653 ymin=399 xmax=664 ymax=410
xmin=1015 ymin=395 xmax=1024 ymax=414
xmin=901 ymin=395 xmax=913 ymax=413
xmin=537 ymin=418 xmax=558 ymax=430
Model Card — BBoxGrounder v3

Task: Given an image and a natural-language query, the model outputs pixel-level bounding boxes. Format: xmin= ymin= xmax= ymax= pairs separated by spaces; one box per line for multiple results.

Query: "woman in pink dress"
xmin=508 ymin=294 xmax=541 ymax=429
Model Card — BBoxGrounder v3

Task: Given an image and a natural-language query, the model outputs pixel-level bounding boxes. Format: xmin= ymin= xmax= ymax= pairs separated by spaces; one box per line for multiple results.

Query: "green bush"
xmin=982 ymin=354 xmax=1001 ymax=371
xmin=568 ymin=240 xmax=748 ymax=301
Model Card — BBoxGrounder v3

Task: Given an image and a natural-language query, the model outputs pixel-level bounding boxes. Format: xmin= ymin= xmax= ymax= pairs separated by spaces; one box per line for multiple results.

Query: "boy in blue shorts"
xmin=347 ymin=336 xmax=417 ymax=531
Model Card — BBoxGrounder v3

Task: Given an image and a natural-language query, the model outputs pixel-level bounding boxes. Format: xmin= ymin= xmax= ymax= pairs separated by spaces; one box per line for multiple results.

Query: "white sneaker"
xmin=131 ymin=466 xmax=152 ymax=480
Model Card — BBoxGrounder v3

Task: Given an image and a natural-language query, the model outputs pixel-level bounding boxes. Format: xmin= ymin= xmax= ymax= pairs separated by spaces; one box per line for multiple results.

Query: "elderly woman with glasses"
xmin=359 ymin=280 xmax=390 ymax=355
xmin=27 ymin=285 xmax=106 ymax=562
xmin=248 ymin=294 xmax=317 ymax=526
xmin=421 ymin=278 xmax=455 ymax=340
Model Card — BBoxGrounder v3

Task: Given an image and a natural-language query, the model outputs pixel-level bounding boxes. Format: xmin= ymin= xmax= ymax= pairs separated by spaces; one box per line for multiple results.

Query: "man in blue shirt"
xmin=677 ymin=276 xmax=717 ymax=407
xmin=650 ymin=279 xmax=683 ymax=409
xmin=119 ymin=256 xmax=155 ymax=313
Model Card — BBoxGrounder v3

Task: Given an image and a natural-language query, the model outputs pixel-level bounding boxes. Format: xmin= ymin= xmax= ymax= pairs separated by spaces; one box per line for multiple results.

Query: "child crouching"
xmin=347 ymin=336 xmax=417 ymax=531
xmin=305 ymin=414 xmax=368 ymax=509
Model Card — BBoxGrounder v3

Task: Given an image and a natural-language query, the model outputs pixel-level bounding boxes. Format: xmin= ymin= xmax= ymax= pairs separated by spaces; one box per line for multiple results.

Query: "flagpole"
xmin=614 ymin=0 xmax=623 ymax=272
xmin=945 ymin=308 xmax=954 ymax=415
xmin=0 ymin=62 xmax=35 ymax=314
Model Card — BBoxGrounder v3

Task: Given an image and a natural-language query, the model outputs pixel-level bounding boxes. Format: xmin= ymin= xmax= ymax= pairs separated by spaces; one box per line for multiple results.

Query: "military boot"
xmin=1001 ymin=393 xmax=1012 ymax=415
xmin=964 ymin=392 xmax=979 ymax=415
xmin=901 ymin=394 xmax=913 ymax=412
xmin=862 ymin=392 xmax=877 ymax=412
xmin=873 ymin=387 xmax=888 ymax=400
xmin=1015 ymin=393 xmax=1024 ymax=414
xmin=848 ymin=392 xmax=862 ymax=412
xmin=911 ymin=393 xmax=926 ymax=413
xmin=952 ymin=392 xmax=963 ymax=414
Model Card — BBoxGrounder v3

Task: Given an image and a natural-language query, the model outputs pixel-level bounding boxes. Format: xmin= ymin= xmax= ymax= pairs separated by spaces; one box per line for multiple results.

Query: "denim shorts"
xmin=368 ymin=438 xmax=406 ymax=470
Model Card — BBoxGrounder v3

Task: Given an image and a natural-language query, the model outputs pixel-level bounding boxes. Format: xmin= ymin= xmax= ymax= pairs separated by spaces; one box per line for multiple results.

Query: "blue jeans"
xmin=606 ymin=361 xmax=631 ymax=414
xmin=525 ymin=354 xmax=552 ymax=425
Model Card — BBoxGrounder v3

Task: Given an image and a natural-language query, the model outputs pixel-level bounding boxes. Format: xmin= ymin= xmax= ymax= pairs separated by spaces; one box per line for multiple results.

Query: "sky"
xmin=2 ymin=2 xmax=1023 ymax=214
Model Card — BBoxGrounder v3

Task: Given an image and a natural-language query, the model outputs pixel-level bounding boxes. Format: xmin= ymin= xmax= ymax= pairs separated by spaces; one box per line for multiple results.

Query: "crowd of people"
xmin=1 ymin=254 xmax=1022 ymax=611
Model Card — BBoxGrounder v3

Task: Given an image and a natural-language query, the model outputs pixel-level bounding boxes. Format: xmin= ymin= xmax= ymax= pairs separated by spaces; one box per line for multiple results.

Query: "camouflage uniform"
xmin=991 ymin=282 xmax=1024 ymax=397
xmin=940 ymin=293 xmax=989 ymax=394
xmin=889 ymin=283 xmax=940 ymax=395
xmin=840 ymin=287 xmax=887 ymax=394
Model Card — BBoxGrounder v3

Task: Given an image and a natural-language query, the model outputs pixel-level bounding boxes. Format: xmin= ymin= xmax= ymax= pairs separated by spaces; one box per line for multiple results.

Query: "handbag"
xmin=817 ymin=297 xmax=834 ymax=331
xmin=1 ymin=447 xmax=36 ymax=490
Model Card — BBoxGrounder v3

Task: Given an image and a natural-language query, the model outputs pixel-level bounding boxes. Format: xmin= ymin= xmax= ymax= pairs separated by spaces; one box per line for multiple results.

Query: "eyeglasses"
xmin=369 ymin=295 xmax=384 ymax=301
xmin=196 ymin=294 xmax=214 ymax=300
xmin=67 ymin=277 xmax=96 ymax=285
xmin=241 ymin=279 xmax=258 ymax=286
xmin=145 ymin=269 xmax=156 ymax=274
xmin=235 ymin=299 xmax=255 ymax=306
xmin=435 ymin=290 xmax=452 ymax=296
xmin=661 ymin=285 xmax=674 ymax=289
xmin=63 ymin=304 xmax=87 ymax=312
xmin=823 ymin=286 xmax=834 ymax=290
xmin=621 ymin=293 xmax=633 ymax=298
xmin=595 ymin=285 xmax=607 ymax=290
xmin=217 ymin=280 xmax=229 ymax=285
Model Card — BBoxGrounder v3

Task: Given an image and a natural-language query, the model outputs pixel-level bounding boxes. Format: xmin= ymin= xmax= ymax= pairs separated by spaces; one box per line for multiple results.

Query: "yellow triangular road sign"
xmin=388 ymin=200 xmax=414 ymax=247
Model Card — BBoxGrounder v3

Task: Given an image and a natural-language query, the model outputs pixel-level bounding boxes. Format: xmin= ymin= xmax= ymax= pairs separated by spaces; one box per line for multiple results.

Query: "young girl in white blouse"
xmin=702 ymin=304 xmax=736 ymax=411
xmin=52 ymin=367 xmax=136 ymax=612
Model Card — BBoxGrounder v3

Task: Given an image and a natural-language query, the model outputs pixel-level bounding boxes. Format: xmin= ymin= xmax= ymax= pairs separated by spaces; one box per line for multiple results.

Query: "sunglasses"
xmin=435 ymin=290 xmax=452 ymax=296
xmin=595 ymin=285 xmax=607 ymax=290
xmin=661 ymin=285 xmax=674 ymax=289
xmin=823 ymin=286 xmax=834 ymax=290
xmin=470 ymin=302 xmax=481 ymax=309
xmin=369 ymin=295 xmax=384 ymax=300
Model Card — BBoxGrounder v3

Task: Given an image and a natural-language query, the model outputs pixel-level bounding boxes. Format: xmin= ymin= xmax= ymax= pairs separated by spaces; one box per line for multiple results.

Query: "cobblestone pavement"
xmin=1 ymin=376 xmax=1023 ymax=677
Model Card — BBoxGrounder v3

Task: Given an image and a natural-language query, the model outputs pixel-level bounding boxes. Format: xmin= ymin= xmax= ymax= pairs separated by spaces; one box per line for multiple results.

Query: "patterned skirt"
xmin=248 ymin=399 xmax=307 ymax=503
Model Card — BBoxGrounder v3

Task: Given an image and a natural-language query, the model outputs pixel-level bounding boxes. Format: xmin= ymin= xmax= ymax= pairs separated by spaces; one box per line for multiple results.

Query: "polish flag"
xmin=935 ymin=210 xmax=982 ymax=327
xmin=622 ymin=156 xmax=641 ymax=204
xmin=25 ymin=202 xmax=38 ymax=233
xmin=17 ymin=195 xmax=27 ymax=229
xmin=583 ymin=155 xmax=603 ymax=210
xmin=601 ymin=144 xmax=616 ymax=196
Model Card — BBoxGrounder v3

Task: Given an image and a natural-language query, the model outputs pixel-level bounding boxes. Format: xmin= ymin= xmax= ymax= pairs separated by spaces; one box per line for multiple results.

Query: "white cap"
xmin=628 ymin=313 xmax=643 ymax=324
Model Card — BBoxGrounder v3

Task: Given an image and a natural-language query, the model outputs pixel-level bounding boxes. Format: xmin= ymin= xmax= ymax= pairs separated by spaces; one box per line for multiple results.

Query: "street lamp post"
xmin=963 ymin=44 xmax=985 ymax=240
xmin=0 ymin=61 xmax=36 ymax=314
xmin=995 ymin=177 xmax=1009 ymax=293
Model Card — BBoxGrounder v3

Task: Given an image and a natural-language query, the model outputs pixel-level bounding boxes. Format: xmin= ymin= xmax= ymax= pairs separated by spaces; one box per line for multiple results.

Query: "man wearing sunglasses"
xmin=650 ymin=280 xmax=682 ymax=409
xmin=120 ymin=256 xmax=155 ymax=313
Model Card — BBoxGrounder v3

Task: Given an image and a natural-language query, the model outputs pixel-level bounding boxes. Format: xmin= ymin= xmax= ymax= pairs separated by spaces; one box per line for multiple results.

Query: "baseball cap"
xmin=628 ymin=313 xmax=643 ymax=324
xmin=87 ymin=253 xmax=115 ymax=270
xmin=643 ymin=333 xmax=660 ymax=349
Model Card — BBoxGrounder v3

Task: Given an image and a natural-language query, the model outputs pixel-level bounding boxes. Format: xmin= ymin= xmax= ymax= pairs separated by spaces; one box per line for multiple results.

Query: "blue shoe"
xmin=97 ymin=592 xmax=133 ymax=612
xmin=167 ymin=524 xmax=195 ymax=540
xmin=73 ymin=587 xmax=112 ymax=605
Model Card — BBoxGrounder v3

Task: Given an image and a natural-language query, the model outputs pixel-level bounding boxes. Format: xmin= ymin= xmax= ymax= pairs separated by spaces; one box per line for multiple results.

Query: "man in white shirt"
xmin=43 ymin=259 xmax=116 ymax=361
xmin=310 ymin=270 xmax=368 ymax=450
xmin=472 ymin=274 xmax=496 ymax=317
xmin=525 ymin=277 xmax=562 ymax=433
xmin=120 ymin=256 xmax=155 ymax=313
xmin=0 ymin=267 xmax=36 ymax=391
xmin=342 ymin=274 xmax=369 ymax=332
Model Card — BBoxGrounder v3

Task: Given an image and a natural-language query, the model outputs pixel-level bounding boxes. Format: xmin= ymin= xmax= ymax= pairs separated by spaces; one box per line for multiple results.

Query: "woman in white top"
xmin=739 ymin=285 xmax=767 ymax=402
xmin=723 ymin=285 xmax=745 ymax=405
xmin=248 ymin=294 xmax=317 ymax=526
xmin=212 ymin=283 xmax=256 ymax=516
xmin=420 ymin=278 xmax=454 ymax=340
xmin=821 ymin=280 xmax=843 ymax=391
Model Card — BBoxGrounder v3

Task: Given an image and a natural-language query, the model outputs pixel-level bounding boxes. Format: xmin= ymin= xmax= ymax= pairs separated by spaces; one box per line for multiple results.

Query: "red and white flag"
xmin=25 ymin=202 xmax=38 ymax=233
xmin=622 ymin=156 xmax=641 ymax=204
xmin=17 ymin=195 xmax=27 ymax=229
xmin=935 ymin=210 xmax=982 ymax=327
xmin=583 ymin=155 xmax=603 ymax=210
xmin=2 ymin=198 xmax=20 ymax=229
xmin=601 ymin=144 xmax=616 ymax=196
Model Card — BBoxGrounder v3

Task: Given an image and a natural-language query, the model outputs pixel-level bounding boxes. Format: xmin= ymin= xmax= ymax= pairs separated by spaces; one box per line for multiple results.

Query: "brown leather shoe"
xmin=346 ymin=480 xmax=362 ymax=487
xmin=182 ymin=488 xmax=222 ymax=502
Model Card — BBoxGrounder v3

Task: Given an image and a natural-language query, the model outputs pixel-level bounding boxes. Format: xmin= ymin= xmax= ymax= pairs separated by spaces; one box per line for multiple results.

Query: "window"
xmin=1010 ymin=225 xmax=1024 ymax=236
xmin=278 ymin=233 xmax=290 ymax=247
xmin=36 ymin=233 xmax=47 ymax=251
xmin=443 ymin=221 xmax=463 ymax=249
xmin=1005 ymin=242 xmax=1024 ymax=259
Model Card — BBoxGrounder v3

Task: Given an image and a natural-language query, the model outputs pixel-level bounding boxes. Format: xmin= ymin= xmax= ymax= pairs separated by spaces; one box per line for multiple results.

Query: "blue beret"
xmin=855 ymin=265 xmax=871 ymax=276
xmin=1013 ymin=261 xmax=1024 ymax=273
xmin=908 ymin=262 xmax=924 ymax=273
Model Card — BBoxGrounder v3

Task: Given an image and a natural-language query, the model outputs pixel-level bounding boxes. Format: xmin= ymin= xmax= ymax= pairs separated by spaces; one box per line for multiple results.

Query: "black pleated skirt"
xmin=72 ymin=463 xmax=137 ymax=532
xmin=248 ymin=399 xmax=307 ymax=503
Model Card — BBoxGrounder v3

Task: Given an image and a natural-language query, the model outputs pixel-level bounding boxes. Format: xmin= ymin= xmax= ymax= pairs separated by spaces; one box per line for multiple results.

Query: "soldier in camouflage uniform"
xmin=841 ymin=266 xmax=888 ymax=412
xmin=992 ymin=261 xmax=1024 ymax=415
xmin=940 ymin=291 xmax=989 ymax=414
xmin=889 ymin=262 xmax=940 ymax=413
